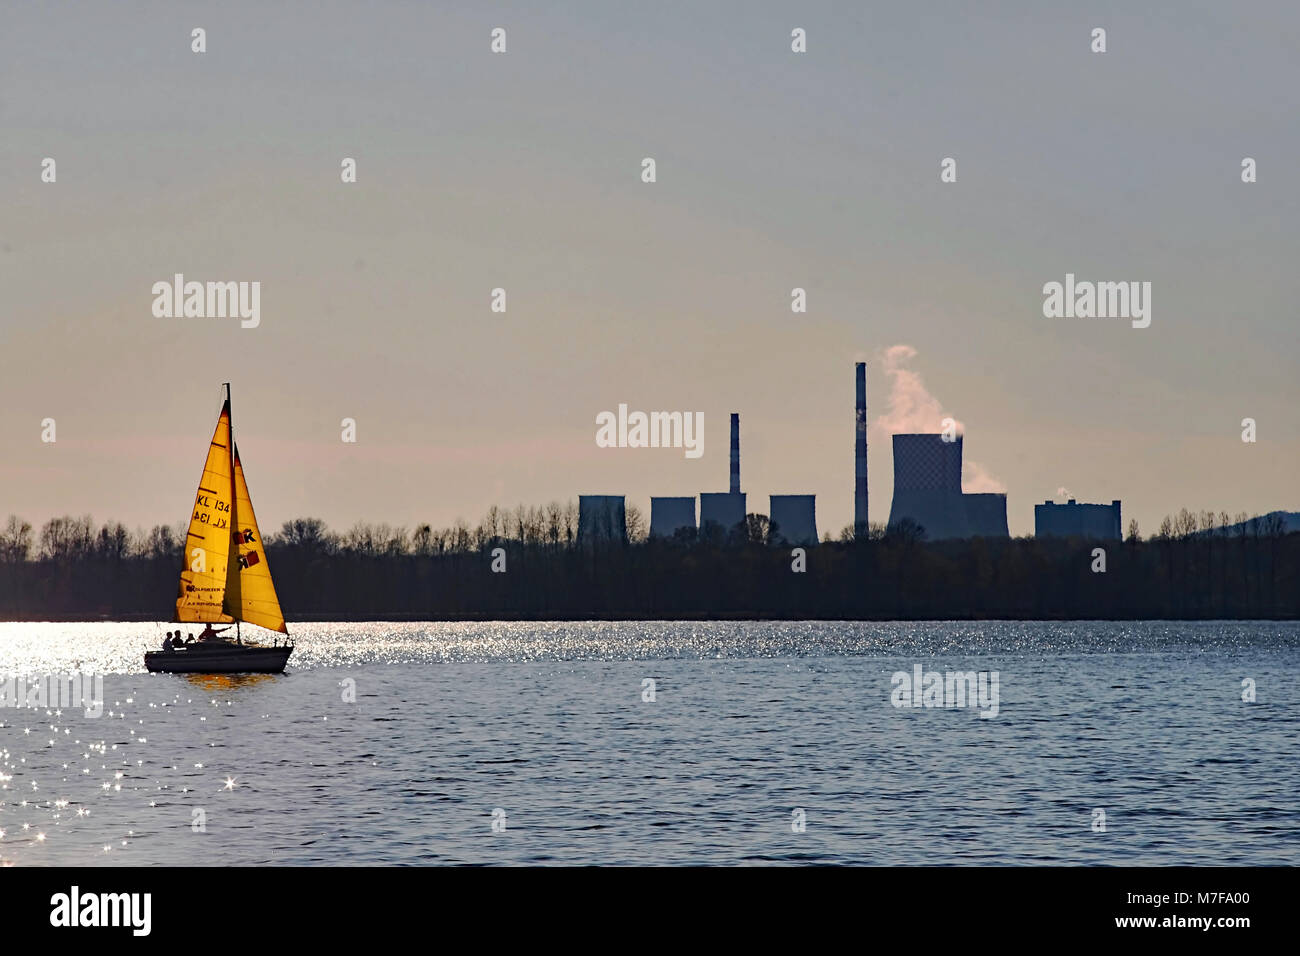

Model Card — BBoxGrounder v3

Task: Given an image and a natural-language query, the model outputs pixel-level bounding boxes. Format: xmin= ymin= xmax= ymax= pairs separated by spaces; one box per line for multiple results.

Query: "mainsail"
xmin=177 ymin=398 xmax=236 ymax=624
xmin=175 ymin=388 xmax=287 ymax=634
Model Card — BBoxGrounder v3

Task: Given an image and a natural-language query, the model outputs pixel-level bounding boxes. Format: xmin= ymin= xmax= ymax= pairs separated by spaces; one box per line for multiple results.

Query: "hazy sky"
xmin=2 ymin=1 xmax=1297 ymax=539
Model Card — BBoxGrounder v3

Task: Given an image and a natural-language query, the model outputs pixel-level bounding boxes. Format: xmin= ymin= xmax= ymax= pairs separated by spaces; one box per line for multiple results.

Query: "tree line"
xmin=0 ymin=505 xmax=1294 ymax=620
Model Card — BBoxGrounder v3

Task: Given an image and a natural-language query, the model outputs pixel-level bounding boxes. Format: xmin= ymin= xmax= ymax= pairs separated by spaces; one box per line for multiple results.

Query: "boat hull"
xmin=144 ymin=644 xmax=293 ymax=674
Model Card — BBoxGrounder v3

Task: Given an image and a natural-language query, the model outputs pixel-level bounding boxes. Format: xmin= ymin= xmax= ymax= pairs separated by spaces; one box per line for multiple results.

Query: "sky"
xmin=1 ymin=1 xmax=1297 ymax=539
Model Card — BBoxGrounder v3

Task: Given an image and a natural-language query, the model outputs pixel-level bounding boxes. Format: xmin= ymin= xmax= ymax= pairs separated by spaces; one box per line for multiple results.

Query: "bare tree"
xmin=544 ymin=501 xmax=562 ymax=548
xmin=277 ymin=517 xmax=333 ymax=554
xmin=512 ymin=504 xmax=530 ymax=544
xmin=144 ymin=524 xmax=178 ymax=560
xmin=887 ymin=517 xmax=926 ymax=544
xmin=563 ymin=500 xmax=579 ymax=547
xmin=839 ymin=520 xmax=887 ymax=542
xmin=745 ymin=513 xmax=772 ymax=546
xmin=471 ymin=517 xmax=491 ymax=552
xmin=382 ymin=525 xmax=410 ymax=556
xmin=0 ymin=515 xmax=33 ymax=562
xmin=451 ymin=518 xmax=471 ymax=552
xmin=40 ymin=515 xmax=94 ymax=561
xmin=626 ymin=504 xmax=647 ymax=544
xmin=95 ymin=521 xmax=131 ymax=561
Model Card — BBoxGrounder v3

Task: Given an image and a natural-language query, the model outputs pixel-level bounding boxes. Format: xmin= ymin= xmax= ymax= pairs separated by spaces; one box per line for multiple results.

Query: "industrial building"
xmin=699 ymin=413 xmax=747 ymax=538
xmin=769 ymin=495 xmax=818 ymax=546
xmin=577 ymin=495 xmax=627 ymax=545
xmin=854 ymin=362 xmax=868 ymax=539
xmin=887 ymin=434 xmax=1008 ymax=540
xmin=1035 ymin=499 xmax=1121 ymax=540
xmin=650 ymin=496 xmax=696 ymax=539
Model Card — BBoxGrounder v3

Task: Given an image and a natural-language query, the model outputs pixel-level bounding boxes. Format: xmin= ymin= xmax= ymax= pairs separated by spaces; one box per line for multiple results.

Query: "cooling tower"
xmin=730 ymin=413 xmax=740 ymax=494
xmin=577 ymin=495 xmax=627 ymax=545
xmin=963 ymin=493 xmax=1010 ymax=538
xmin=855 ymin=362 xmax=868 ymax=538
xmin=650 ymin=496 xmax=697 ymax=539
xmin=888 ymin=490 xmax=969 ymax=540
xmin=888 ymin=434 xmax=963 ymax=539
xmin=892 ymin=433 xmax=963 ymax=492
xmin=699 ymin=492 xmax=746 ymax=538
xmin=769 ymin=495 xmax=818 ymax=546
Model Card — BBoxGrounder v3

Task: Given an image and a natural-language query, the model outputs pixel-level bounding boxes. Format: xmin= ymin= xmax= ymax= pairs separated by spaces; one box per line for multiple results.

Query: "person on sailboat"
xmin=198 ymin=624 xmax=231 ymax=642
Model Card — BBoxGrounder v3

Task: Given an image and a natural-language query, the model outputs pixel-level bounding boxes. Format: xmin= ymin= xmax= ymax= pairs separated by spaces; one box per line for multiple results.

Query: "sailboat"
xmin=145 ymin=385 xmax=293 ymax=674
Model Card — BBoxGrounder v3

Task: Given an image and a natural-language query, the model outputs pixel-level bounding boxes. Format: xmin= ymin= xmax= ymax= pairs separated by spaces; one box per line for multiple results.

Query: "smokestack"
xmin=855 ymin=362 xmax=868 ymax=538
xmin=729 ymin=413 xmax=740 ymax=494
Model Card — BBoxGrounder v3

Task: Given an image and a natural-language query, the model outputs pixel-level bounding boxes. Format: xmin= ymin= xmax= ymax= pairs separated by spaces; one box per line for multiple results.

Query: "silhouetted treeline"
xmin=0 ymin=507 xmax=1296 ymax=621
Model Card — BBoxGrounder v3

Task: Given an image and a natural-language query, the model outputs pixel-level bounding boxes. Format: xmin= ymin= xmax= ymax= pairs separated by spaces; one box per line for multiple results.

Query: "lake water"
xmin=1 ymin=620 xmax=1297 ymax=866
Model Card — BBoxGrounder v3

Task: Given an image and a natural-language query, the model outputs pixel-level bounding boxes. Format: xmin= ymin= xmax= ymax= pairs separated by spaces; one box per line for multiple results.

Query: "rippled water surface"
xmin=1 ymin=621 xmax=1296 ymax=865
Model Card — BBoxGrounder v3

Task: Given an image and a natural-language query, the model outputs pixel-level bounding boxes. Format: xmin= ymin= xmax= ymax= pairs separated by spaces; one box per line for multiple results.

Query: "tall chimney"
xmin=729 ymin=413 xmax=740 ymax=494
xmin=855 ymin=362 xmax=868 ymax=538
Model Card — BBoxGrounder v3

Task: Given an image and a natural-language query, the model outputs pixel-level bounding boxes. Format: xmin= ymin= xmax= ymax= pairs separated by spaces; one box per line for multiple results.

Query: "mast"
xmin=223 ymin=382 xmax=243 ymax=628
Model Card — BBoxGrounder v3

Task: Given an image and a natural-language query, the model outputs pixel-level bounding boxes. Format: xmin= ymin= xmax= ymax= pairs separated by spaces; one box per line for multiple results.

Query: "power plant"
xmin=612 ymin=360 xmax=1120 ymax=544
xmin=1035 ymin=499 xmax=1122 ymax=540
xmin=887 ymin=433 xmax=1008 ymax=540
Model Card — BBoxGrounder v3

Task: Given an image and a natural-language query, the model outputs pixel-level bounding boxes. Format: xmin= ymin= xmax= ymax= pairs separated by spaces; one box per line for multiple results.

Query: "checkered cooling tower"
xmin=891 ymin=434 xmax=962 ymax=492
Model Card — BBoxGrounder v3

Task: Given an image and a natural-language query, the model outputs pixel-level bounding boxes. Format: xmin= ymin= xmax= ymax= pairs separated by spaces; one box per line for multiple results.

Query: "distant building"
xmin=887 ymin=434 xmax=1008 ymax=540
xmin=650 ymin=497 xmax=696 ymax=539
xmin=769 ymin=495 xmax=817 ymax=546
xmin=1035 ymin=499 xmax=1121 ymax=540
xmin=699 ymin=492 xmax=746 ymax=537
xmin=577 ymin=495 xmax=627 ymax=545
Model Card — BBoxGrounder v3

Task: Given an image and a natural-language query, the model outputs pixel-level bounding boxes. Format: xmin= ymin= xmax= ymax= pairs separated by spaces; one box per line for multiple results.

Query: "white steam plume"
xmin=871 ymin=344 xmax=1005 ymax=494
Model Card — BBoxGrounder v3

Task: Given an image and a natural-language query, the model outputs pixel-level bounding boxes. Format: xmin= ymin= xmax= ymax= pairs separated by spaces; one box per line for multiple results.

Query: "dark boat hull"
xmin=144 ymin=644 xmax=293 ymax=674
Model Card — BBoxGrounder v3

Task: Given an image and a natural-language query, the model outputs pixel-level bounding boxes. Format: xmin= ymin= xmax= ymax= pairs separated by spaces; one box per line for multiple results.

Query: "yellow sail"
xmin=176 ymin=399 xmax=237 ymax=624
xmin=227 ymin=444 xmax=287 ymax=633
